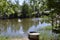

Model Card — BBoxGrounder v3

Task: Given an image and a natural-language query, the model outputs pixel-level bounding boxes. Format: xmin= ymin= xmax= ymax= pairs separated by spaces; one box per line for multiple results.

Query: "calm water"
xmin=0 ymin=18 xmax=59 ymax=38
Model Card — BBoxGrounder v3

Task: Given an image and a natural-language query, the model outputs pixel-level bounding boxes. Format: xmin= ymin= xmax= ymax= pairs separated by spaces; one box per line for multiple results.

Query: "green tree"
xmin=21 ymin=1 xmax=32 ymax=18
xmin=47 ymin=0 xmax=60 ymax=28
xmin=0 ymin=0 xmax=15 ymax=18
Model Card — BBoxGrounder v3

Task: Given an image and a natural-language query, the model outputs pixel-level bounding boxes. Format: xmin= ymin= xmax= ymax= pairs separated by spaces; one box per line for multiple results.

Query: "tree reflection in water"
xmin=0 ymin=18 xmax=52 ymax=37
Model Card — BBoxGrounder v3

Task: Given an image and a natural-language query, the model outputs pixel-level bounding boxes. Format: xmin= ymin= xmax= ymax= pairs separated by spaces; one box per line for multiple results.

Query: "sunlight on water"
xmin=18 ymin=19 xmax=22 ymax=22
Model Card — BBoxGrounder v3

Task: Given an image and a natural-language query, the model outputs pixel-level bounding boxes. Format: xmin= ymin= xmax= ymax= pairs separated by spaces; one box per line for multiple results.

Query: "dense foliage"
xmin=0 ymin=0 xmax=60 ymax=19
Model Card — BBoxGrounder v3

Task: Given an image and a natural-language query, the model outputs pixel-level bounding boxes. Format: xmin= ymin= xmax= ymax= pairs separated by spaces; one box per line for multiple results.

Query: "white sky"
xmin=11 ymin=0 xmax=29 ymax=5
xmin=19 ymin=0 xmax=24 ymax=5
xmin=7 ymin=0 xmax=24 ymax=5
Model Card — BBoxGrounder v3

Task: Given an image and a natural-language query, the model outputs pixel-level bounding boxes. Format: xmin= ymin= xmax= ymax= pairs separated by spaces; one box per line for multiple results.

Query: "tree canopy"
xmin=0 ymin=0 xmax=60 ymax=19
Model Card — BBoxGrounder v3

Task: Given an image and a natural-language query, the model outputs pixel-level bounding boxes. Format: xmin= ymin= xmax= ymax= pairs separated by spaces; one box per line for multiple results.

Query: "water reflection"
xmin=0 ymin=18 xmax=51 ymax=37
xmin=1 ymin=26 xmax=25 ymax=37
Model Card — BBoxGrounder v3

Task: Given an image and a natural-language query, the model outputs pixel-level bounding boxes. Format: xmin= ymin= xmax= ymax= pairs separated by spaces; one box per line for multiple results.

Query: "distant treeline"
xmin=0 ymin=0 xmax=60 ymax=19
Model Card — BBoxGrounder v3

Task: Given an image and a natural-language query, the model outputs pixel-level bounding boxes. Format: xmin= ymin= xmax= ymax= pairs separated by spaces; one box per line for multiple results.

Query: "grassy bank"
xmin=40 ymin=24 xmax=58 ymax=30
xmin=0 ymin=36 xmax=29 ymax=40
xmin=40 ymin=26 xmax=52 ymax=30
xmin=39 ymin=32 xmax=54 ymax=40
xmin=39 ymin=25 xmax=60 ymax=40
xmin=0 ymin=36 xmax=9 ymax=40
xmin=39 ymin=31 xmax=60 ymax=40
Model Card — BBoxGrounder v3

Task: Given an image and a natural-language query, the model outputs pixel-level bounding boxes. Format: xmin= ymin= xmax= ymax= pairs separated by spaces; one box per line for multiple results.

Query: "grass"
xmin=0 ymin=36 xmax=29 ymax=40
xmin=0 ymin=36 xmax=9 ymax=40
xmin=39 ymin=26 xmax=57 ymax=40
xmin=39 ymin=32 xmax=60 ymax=40
xmin=40 ymin=26 xmax=52 ymax=30
xmin=39 ymin=26 xmax=53 ymax=40
xmin=39 ymin=25 xmax=60 ymax=40
xmin=40 ymin=24 xmax=59 ymax=30
xmin=39 ymin=32 xmax=54 ymax=40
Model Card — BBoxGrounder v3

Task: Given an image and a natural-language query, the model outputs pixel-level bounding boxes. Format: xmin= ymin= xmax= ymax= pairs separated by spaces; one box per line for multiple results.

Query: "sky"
xmin=11 ymin=0 xmax=24 ymax=5
xmin=11 ymin=0 xmax=29 ymax=5
xmin=19 ymin=0 xmax=24 ymax=5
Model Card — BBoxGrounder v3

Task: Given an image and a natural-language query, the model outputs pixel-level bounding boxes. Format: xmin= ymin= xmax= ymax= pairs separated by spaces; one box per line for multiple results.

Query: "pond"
xmin=0 ymin=18 xmax=59 ymax=39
